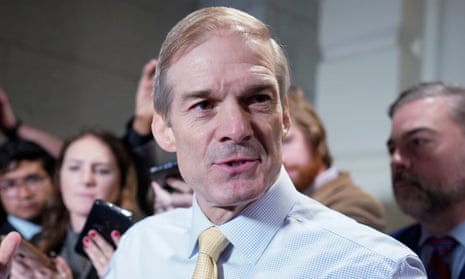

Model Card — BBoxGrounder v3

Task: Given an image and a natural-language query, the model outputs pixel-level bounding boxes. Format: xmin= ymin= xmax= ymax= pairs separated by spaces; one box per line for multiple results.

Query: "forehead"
xmin=166 ymin=34 xmax=276 ymax=93
xmin=65 ymin=136 xmax=113 ymax=160
xmin=391 ymin=97 xmax=455 ymax=135
xmin=0 ymin=160 xmax=46 ymax=178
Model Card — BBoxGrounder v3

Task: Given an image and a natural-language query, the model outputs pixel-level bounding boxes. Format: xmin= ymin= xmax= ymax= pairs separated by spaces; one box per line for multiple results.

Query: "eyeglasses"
xmin=0 ymin=174 xmax=48 ymax=198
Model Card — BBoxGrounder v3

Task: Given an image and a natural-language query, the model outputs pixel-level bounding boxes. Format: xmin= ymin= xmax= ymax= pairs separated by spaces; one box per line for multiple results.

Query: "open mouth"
xmin=226 ymin=160 xmax=250 ymax=167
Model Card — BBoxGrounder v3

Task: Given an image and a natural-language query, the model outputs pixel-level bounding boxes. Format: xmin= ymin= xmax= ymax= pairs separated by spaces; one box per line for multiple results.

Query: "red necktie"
xmin=427 ymin=236 xmax=457 ymax=279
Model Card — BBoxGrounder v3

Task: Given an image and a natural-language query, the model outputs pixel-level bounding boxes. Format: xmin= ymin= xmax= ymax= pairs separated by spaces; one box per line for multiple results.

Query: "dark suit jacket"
xmin=390 ymin=223 xmax=422 ymax=253
xmin=0 ymin=220 xmax=18 ymax=236
xmin=391 ymin=224 xmax=465 ymax=279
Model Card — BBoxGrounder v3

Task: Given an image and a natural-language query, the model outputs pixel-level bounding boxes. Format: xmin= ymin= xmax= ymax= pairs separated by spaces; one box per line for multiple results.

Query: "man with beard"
xmin=389 ymin=82 xmax=465 ymax=279
xmin=282 ymin=86 xmax=386 ymax=231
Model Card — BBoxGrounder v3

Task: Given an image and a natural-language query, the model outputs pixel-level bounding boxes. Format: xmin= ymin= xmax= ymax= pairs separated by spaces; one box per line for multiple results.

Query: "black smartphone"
xmin=74 ymin=199 xmax=134 ymax=258
xmin=149 ymin=160 xmax=183 ymax=193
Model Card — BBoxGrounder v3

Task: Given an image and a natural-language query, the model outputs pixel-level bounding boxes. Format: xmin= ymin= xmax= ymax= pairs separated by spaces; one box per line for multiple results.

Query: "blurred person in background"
xmin=389 ymin=82 xmax=465 ymax=279
xmin=121 ymin=59 xmax=191 ymax=215
xmin=281 ymin=86 xmax=386 ymax=231
xmin=23 ymin=130 xmax=141 ymax=278
xmin=0 ymin=139 xmax=55 ymax=240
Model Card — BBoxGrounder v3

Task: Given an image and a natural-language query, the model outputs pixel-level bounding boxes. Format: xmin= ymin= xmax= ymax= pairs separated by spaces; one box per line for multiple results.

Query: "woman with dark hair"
xmin=32 ymin=130 xmax=141 ymax=278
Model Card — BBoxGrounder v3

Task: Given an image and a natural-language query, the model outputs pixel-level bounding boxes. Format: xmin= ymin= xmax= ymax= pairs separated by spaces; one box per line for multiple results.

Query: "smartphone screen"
xmin=74 ymin=199 xmax=133 ymax=258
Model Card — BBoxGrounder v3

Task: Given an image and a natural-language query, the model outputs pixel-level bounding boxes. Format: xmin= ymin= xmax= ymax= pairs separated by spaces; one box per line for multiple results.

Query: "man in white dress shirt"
xmin=105 ymin=6 xmax=426 ymax=278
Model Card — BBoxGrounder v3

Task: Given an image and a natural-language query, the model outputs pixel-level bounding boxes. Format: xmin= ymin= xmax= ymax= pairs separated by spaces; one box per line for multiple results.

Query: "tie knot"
xmin=198 ymin=227 xmax=229 ymax=261
xmin=427 ymin=236 xmax=457 ymax=257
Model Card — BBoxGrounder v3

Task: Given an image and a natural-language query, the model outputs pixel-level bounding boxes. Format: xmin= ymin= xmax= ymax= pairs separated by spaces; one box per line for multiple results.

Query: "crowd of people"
xmin=0 ymin=5 xmax=464 ymax=279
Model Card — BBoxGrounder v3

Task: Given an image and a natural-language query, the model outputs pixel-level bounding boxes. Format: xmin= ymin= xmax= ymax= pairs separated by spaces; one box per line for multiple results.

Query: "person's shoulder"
xmin=290 ymin=196 xmax=417 ymax=260
xmin=330 ymin=171 xmax=374 ymax=195
xmin=389 ymin=223 xmax=421 ymax=251
xmin=281 ymin=200 xmax=425 ymax=276
xmin=109 ymin=207 xmax=193 ymax=276
xmin=122 ymin=207 xmax=192 ymax=240
xmin=318 ymin=170 xmax=385 ymax=215
xmin=390 ymin=223 xmax=420 ymax=238
xmin=315 ymin=170 xmax=372 ymax=198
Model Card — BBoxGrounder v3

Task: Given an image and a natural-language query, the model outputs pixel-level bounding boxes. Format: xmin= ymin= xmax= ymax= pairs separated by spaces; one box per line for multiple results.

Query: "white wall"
xmin=316 ymin=0 xmax=465 ymax=231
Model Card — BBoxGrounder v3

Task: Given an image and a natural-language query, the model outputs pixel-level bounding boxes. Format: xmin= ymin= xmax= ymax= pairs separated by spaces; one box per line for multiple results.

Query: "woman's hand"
xmin=82 ymin=229 xmax=120 ymax=277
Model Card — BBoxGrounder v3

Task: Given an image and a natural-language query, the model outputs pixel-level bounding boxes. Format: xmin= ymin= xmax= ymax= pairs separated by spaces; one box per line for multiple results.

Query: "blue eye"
xmin=193 ymin=100 xmax=214 ymax=111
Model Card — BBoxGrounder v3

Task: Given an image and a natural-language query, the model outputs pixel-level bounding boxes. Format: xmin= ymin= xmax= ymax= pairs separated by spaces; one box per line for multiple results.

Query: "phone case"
xmin=149 ymin=160 xmax=182 ymax=192
xmin=0 ymin=235 xmax=56 ymax=272
xmin=74 ymin=199 xmax=134 ymax=258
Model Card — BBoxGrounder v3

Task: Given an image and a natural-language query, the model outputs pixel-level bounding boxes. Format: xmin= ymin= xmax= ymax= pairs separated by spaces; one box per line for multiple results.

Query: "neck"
xmin=69 ymin=212 xmax=87 ymax=233
xmin=422 ymin=202 xmax=465 ymax=235
xmin=200 ymin=202 xmax=249 ymax=225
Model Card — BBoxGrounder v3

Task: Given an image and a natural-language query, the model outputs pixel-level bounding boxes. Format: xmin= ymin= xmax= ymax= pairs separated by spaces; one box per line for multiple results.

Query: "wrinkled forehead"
xmin=167 ymin=34 xmax=277 ymax=99
xmin=171 ymin=30 xmax=274 ymax=69
xmin=153 ymin=14 xmax=289 ymax=120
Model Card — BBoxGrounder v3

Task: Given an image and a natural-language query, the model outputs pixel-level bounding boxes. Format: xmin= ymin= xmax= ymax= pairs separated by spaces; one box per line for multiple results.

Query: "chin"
xmin=214 ymin=188 xmax=264 ymax=207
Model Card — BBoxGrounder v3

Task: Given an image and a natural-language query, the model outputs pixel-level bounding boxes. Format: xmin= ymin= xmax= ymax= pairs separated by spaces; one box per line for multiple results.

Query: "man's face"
xmin=156 ymin=34 xmax=290 ymax=216
xmin=387 ymin=97 xmax=465 ymax=221
xmin=0 ymin=160 xmax=53 ymax=222
xmin=282 ymin=124 xmax=323 ymax=193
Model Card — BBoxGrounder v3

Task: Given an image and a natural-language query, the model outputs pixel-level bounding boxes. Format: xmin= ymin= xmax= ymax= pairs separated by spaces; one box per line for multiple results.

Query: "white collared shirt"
xmin=7 ymin=215 xmax=41 ymax=240
xmin=106 ymin=166 xmax=425 ymax=278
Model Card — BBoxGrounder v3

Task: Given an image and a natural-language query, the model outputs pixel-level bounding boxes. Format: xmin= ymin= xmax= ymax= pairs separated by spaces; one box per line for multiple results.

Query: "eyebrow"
xmin=182 ymin=89 xmax=211 ymax=100
xmin=64 ymin=159 xmax=113 ymax=166
xmin=244 ymin=83 xmax=276 ymax=96
xmin=182 ymin=80 xmax=275 ymax=98
xmin=387 ymin=127 xmax=437 ymax=147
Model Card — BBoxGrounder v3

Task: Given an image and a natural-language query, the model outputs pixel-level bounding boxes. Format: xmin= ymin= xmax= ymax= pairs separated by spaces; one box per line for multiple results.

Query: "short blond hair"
xmin=153 ymin=6 xmax=290 ymax=123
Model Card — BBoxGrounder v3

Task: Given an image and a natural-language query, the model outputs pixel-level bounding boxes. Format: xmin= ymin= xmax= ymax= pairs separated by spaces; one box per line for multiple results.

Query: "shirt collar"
xmin=419 ymin=220 xmax=465 ymax=247
xmin=7 ymin=215 xmax=41 ymax=240
xmin=188 ymin=166 xmax=298 ymax=264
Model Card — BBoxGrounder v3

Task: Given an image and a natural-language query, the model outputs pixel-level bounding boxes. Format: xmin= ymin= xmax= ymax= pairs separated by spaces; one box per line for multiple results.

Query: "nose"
xmin=16 ymin=184 xmax=33 ymax=199
xmin=390 ymin=148 xmax=410 ymax=171
xmin=216 ymin=101 xmax=253 ymax=143
xmin=81 ymin=166 xmax=96 ymax=187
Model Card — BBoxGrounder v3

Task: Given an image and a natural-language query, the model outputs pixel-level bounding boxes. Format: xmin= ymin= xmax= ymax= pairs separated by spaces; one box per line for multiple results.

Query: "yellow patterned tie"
xmin=191 ymin=227 xmax=229 ymax=279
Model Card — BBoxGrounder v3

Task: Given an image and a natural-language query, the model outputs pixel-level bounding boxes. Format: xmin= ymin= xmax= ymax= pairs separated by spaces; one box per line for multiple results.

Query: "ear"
xmin=282 ymin=97 xmax=291 ymax=137
xmin=152 ymin=113 xmax=176 ymax=152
